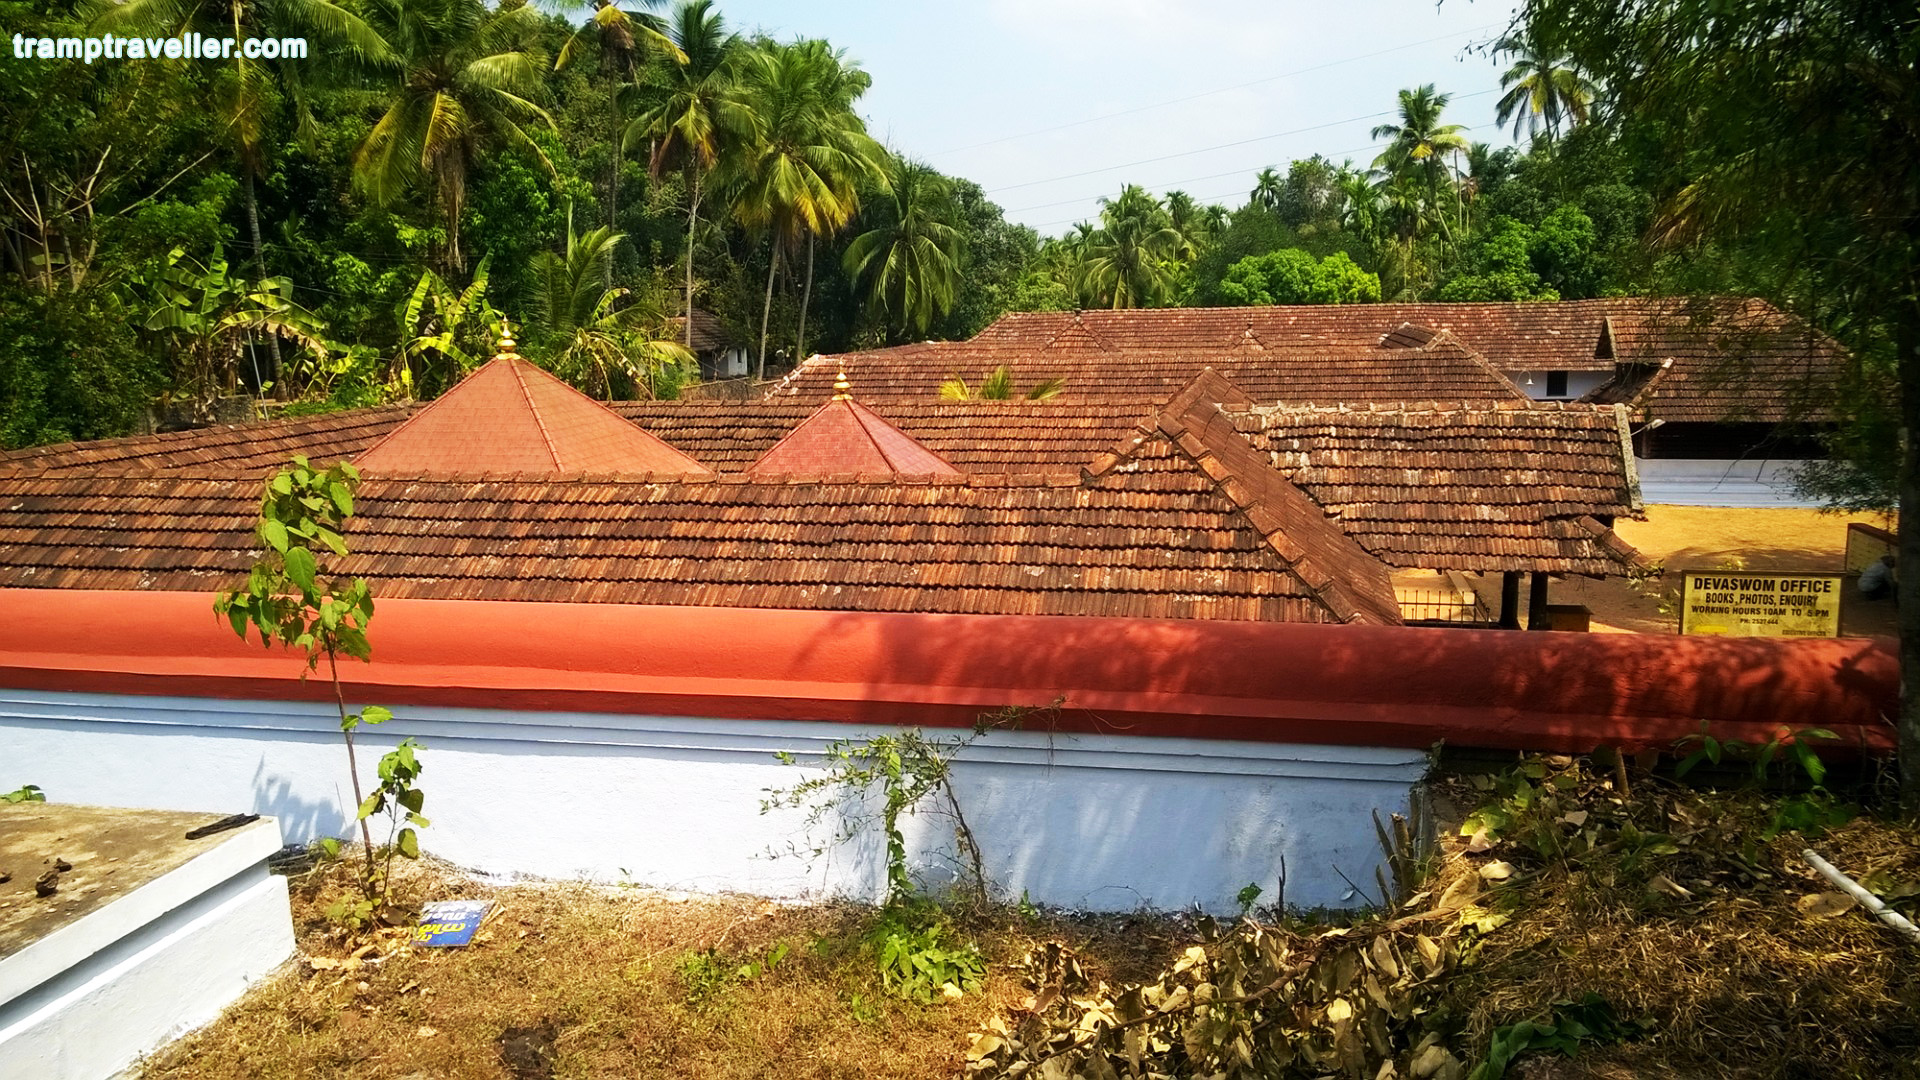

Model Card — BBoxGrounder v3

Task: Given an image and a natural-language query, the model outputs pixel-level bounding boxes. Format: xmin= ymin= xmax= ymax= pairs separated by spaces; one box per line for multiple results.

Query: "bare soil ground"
xmin=1462 ymin=505 xmax=1900 ymax=636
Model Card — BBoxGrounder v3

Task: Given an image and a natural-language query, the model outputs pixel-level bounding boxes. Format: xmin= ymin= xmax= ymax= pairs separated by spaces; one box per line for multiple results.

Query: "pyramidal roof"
xmin=747 ymin=372 xmax=960 ymax=477
xmin=1045 ymin=311 xmax=1110 ymax=351
xmin=355 ymin=335 xmax=710 ymax=477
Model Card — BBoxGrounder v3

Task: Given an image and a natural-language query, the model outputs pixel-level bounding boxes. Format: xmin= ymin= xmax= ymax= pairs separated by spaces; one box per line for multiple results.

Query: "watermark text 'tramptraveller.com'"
xmin=11 ymin=33 xmax=308 ymax=62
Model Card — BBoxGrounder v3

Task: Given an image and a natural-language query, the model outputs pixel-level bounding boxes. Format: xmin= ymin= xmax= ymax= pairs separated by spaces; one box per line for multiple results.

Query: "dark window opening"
xmin=1546 ymin=370 xmax=1569 ymax=397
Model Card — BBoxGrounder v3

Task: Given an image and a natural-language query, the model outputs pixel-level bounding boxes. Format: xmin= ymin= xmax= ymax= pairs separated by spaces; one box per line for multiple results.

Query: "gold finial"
xmin=832 ymin=367 xmax=852 ymax=400
xmin=495 ymin=319 xmax=520 ymax=360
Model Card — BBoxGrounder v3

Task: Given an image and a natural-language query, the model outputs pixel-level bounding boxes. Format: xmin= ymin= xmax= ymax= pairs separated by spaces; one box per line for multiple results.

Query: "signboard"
xmin=1679 ymin=571 xmax=1842 ymax=638
xmin=1844 ymin=522 xmax=1896 ymax=575
xmin=415 ymin=900 xmax=491 ymax=947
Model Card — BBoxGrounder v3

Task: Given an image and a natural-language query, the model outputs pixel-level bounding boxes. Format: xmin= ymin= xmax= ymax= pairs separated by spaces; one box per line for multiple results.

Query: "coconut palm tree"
xmin=550 ymin=0 xmax=683 ymax=251
xmin=529 ymin=219 xmax=692 ymax=398
xmin=785 ymin=39 xmax=873 ymax=362
xmin=93 ymin=0 xmax=394 ymax=383
xmin=1371 ymin=84 xmax=1469 ymax=210
xmin=728 ymin=39 xmax=886 ymax=377
xmin=938 ymin=367 xmax=1065 ymax=401
xmin=554 ymin=0 xmax=681 ymax=76
xmin=353 ymin=0 xmax=555 ymax=271
xmin=622 ymin=0 xmax=748 ymax=349
xmin=844 ymin=157 xmax=962 ymax=338
xmin=1249 ymin=167 xmax=1284 ymax=213
xmin=1075 ymin=185 xmax=1182 ymax=308
xmin=1494 ymin=31 xmax=1598 ymax=145
xmin=1163 ymin=190 xmax=1212 ymax=260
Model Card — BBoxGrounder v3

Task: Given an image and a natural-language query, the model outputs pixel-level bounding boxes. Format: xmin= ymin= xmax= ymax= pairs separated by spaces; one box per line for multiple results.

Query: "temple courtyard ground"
xmin=132 ymin=760 xmax=1920 ymax=1079
xmin=1443 ymin=505 xmax=1900 ymax=637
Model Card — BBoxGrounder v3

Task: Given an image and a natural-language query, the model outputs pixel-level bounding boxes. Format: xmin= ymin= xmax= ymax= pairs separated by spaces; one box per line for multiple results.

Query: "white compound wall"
xmin=0 ymin=689 xmax=1430 ymax=914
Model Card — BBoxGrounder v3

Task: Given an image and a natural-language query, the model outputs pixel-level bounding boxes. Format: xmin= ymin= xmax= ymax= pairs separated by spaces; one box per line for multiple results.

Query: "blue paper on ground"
xmin=415 ymin=900 xmax=491 ymax=946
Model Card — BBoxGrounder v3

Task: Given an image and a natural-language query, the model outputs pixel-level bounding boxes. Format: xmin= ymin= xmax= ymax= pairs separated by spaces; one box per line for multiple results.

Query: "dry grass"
xmin=141 ymin=767 xmax=1920 ymax=1080
xmin=137 ymin=860 xmax=1191 ymax=1080
xmin=1432 ymin=769 xmax=1920 ymax=1080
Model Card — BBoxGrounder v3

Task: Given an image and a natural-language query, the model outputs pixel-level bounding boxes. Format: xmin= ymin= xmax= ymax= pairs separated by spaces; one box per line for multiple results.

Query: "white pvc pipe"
xmin=1802 ymin=849 xmax=1920 ymax=945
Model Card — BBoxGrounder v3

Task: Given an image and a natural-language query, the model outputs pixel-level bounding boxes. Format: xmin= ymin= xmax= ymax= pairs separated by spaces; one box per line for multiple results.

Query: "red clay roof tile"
xmin=747 ymin=397 xmax=960 ymax=478
xmin=354 ymin=357 xmax=710 ymax=477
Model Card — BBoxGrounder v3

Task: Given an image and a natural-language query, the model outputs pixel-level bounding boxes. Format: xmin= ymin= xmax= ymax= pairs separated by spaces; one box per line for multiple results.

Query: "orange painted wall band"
xmin=0 ymin=589 xmax=1896 ymax=754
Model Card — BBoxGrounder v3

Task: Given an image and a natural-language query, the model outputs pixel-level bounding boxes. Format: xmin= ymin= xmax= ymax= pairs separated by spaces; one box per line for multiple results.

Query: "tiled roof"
xmin=0 ymin=389 xmax=1641 ymax=577
xmin=1083 ymin=370 xmax=1402 ymax=624
xmin=783 ymin=340 xmax=1526 ymax=405
xmin=1588 ymin=298 xmax=1848 ymax=423
xmin=615 ymin=401 xmax=1147 ymax=473
xmin=1239 ymin=401 xmax=1644 ymax=576
xmin=353 ymin=357 xmax=710 ymax=477
xmin=0 ymin=406 xmax=413 ymax=475
xmin=668 ymin=308 xmax=738 ymax=353
xmin=746 ymin=396 xmax=960 ymax=477
xmin=971 ymin=299 xmax=1844 ymax=398
xmin=0 ymin=442 xmax=1396 ymax=625
xmin=973 ymin=302 xmax=1629 ymax=371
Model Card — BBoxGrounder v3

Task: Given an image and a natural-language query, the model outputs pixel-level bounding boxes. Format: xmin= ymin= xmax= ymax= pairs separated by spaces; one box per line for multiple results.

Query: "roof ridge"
xmin=1080 ymin=372 xmax=1400 ymax=626
xmin=506 ymin=357 xmax=566 ymax=472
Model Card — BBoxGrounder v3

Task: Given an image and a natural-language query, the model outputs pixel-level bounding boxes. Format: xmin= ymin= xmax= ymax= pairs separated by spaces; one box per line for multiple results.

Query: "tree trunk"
xmin=685 ymin=171 xmax=702 ymax=348
xmin=244 ymin=171 xmax=283 ymax=395
xmin=796 ymin=231 xmax=815 ymax=362
xmin=756 ymin=237 xmax=777 ymax=380
xmin=1897 ymin=303 xmax=1920 ymax=812
xmin=606 ymin=94 xmax=621 ymax=288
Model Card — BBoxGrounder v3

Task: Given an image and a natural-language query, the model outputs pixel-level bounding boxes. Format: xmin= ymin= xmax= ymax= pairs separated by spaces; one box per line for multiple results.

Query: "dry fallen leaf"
xmin=1797 ymin=892 xmax=1857 ymax=918
xmin=1464 ymin=830 xmax=1494 ymax=854
xmin=1648 ymin=874 xmax=1694 ymax=901
xmin=306 ymin=957 xmax=342 ymax=971
xmin=1478 ymin=861 xmax=1516 ymax=881
xmin=1559 ymin=810 xmax=1589 ymax=827
xmin=941 ymin=982 xmax=964 ymax=1001
xmin=416 ymin=1025 xmax=439 ymax=1038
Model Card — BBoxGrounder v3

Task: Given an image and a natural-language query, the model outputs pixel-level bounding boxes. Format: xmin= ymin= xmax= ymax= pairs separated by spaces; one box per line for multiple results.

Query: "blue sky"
xmin=705 ymin=1 xmax=1521 ymax=234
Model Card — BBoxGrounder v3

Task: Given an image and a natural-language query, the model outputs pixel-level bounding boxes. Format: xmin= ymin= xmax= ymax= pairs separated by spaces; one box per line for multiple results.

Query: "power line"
xmin=1002 ymin=140 xmax=1394 ymax=215
xmin=1015 ymin=118 xmax=1499 ymax=232
xmin=928 ymin=23 xmax=1504 ymax=158
xmin=982 ymin=87 xmax=1497 ymax=196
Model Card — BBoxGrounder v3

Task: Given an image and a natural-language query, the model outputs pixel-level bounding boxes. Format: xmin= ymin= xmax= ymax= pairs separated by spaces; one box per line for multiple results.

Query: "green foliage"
xmin=1437 ymin=218 xmax=1563 ymax=302
xmin=1218 ymin=249 xmax=1381 ymax=306
xmin=3 ymin=784 xmax=46 ymax=804
xmin=0 ymin=287 xmax=157 ymax=449
xmin=867 ymin=905 xmax=985 ymax=1004
xmin=215 ymin=456 xmax=372 ymax=667
xmin=765 ymin=726 xmax=985 ymax=903
xmin=214 ymin=457 xmax=425 ymax=915
xmin=1467 ymin=993 xmax=1649 ymax=1080
xmin=679 ymin=940 xmax=793 ymax=1007
xmin=938 ymin=366 xmax=1065 ymax=401
xmin=1234 ymin=882 xmax=1263 ymax=916
xmin=132 ymin=244 xmax=330 ymax=400
xmin=357 ymin=736 xmax=431 ymax=899
xmin=764 ymin=702 xmax=1053 ymax=905
xmin=844 ymin=158 xmax=963 ymax=337
xmin=1673 ymin=722 xmax=1840 ymax=789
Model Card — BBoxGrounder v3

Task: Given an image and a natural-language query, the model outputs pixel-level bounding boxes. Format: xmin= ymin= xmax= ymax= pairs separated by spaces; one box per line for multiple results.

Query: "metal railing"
xmin=1396 ymin=588 xmax=1494 ymax=624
